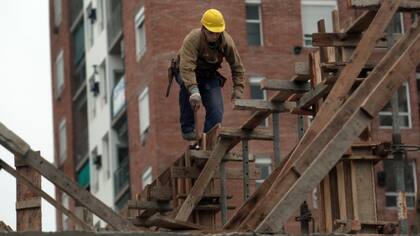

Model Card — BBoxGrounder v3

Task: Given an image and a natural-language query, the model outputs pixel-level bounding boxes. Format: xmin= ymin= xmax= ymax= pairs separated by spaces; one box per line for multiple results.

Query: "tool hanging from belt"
xmin=166 ymin=55 xmax=180 ymax=97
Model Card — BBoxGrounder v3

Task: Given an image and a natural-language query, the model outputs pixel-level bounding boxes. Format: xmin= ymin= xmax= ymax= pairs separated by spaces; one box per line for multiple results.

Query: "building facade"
xmin=49 ymin=0 xmax=420 ymax=232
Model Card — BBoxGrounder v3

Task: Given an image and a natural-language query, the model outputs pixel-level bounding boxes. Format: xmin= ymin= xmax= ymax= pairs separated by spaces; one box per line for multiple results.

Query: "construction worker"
xmin=175 ymin=8 xmax=245 ymax=140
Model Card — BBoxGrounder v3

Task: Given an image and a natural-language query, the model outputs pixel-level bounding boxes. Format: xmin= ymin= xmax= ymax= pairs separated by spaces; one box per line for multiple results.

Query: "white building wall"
xmin=82 ymin=0 xmax=119 ymax=227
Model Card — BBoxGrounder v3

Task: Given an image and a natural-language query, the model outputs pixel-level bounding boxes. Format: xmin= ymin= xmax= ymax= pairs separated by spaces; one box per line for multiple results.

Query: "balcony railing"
xmin=112 ymin=77 xmax=126 ymax=118
xmin=114 ymin=157 xmax=129 ymax=197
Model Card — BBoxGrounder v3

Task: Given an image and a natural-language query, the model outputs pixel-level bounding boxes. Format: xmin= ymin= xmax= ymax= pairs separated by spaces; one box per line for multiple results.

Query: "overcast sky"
xmin=0 ymin=0 xmax=56 ymax=231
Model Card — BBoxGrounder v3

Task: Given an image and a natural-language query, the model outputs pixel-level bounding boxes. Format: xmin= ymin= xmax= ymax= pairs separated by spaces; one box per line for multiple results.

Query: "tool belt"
xmin=166 ymin=56 xmax=227 ymax=97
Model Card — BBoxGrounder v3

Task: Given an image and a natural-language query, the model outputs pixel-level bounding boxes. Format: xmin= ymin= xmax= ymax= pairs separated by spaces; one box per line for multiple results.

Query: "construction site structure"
xmin=1 ymin=0 xmax=420 ymax=235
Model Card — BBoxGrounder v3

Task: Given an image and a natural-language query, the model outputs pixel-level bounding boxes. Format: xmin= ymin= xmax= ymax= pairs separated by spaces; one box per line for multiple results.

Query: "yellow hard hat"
xmin=201 ymin=9 xmax=225 ymax=33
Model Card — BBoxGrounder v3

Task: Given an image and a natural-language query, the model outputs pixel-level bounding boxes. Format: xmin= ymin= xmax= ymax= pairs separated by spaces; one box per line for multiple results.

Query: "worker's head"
xmin=201 ymin=9 xmax=225 ymax=43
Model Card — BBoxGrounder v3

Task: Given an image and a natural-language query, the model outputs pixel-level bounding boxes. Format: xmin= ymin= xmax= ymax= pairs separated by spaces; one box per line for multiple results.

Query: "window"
xmin=301 ymin=0 xmax=337 ymax=47
xmin=85 ymin=3 xmax=94 ymax=49
xmin=59 ymin=118 xmax=67 ymax=164
xmin=388 ymin=12 xmax=404 ymax=34
xmin=99 ymin=60 xmax=108 ymax=106
xmin=255 ymin=156 xmax=272 ymax=188
xmin=379 ymin=82 xmax=412 ymax=128
xmin=384 ymin=160 xmax=417 ymax=208
xmin=142 ymin=166 xmax=153 ymax=189
xmin=97 ymin=0 xmax=105 ymax=33
xmin=250 ymin=77 xmax=268 ymax=127
xmin=138 ymin=87 xmax=150 ymax=138
xmin=61 ymin=192 xmax=69 ymax=230
xmin=245 ymin=0 xmax=263 ymax=46
xmin=55 ymin=50 xmax=64 ymax=98
xmin=135 ymin=7 xmax=146 ymax=60
xmin=54 ymin=0 xmax=62 ymax=28
xmin=102 ymin=133 xmax=110 ymax=179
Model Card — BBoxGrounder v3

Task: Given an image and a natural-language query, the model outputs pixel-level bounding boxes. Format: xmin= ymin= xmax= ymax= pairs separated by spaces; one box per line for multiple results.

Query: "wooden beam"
xmin=298 ymin=83 xmax=331 ymax=109
xmin=133 ymin=214 xmax=205 ymax=230
xmin=219 ymin=127 xmax=273 ymax=141
xmin=295 ymin=62 xmax=310 ymax=79
xmin=190 ymin=150 xmax=255 ymax=162
xmin=15 ymin=156 xmax=41 ymax=232
xmin=348 ymin=0 xmax=420 ymax=10
xmin=145 ymin=185 xmax=172 ymax=201
xmin=0 ymin=122 xmax=30 ymax=157
xmin=312 ymin=32 xmax=392 ymax=47
xmin=22 ymin=151 xmax=133 ymax=231
xmin=175 ymin=139 xmax=232 ymax=221
xmin=234 ymin=99 xmax=295 ymax=112
xmin=0 ymin=159 xmax=93 ymax=231
xmin=254 ymin=20 xmax=420 ymax=233
xmin=171 ymin=166 xmax=260 ymax=180
xmin=344 ymin=10 xmax=377 ymax=34
xmin=127 ymin=200 xmax=172 ymax=212
xmin=260 ymin=79 xmax=310 ymax=92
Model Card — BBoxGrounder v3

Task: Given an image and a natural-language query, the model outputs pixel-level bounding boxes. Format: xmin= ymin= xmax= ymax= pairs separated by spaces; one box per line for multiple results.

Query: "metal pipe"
xmin=387 ymin=18 xmax=408 ymax=234
xmin=242 ymin=139 xmax=250 ymax=201
xmin=273 ymin=112 xmax=281 ymax=167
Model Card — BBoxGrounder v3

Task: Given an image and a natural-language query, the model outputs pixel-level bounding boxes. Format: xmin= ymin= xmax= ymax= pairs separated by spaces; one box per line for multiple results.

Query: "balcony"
xmin=114 ymin=156 xmax=129 ymax=201
xmin=107 ymin=0 xmax=123 ymax=54
xmin=111 ymin=76 xmax=126 ymax=119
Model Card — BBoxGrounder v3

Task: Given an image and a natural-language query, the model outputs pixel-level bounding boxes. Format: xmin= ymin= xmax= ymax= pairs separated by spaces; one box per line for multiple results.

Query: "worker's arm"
xmin=223 ymin=32 xmax=246 ymax=99
xmin=180 ymin=30 xmax=200 ymax=94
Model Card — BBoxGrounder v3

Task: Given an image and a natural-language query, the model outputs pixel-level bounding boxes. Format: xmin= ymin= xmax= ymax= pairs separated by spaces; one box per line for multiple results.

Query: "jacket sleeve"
xmin=223 ymin=32 xmax=245 ymax=91
xmin=179 ymin=31 xmax=199 ymax=92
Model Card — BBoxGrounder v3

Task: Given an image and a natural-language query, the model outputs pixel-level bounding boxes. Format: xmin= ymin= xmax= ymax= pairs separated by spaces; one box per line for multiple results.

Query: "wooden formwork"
xmin=0 ymin=0 xmax=419 ymax=234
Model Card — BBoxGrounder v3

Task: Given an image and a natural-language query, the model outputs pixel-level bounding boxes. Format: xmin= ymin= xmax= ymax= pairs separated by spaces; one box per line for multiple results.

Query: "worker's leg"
xmin=177 ymin=73 xmax=195 ymax=136
xmin=199 ymin=75 xmax=224 ymax=133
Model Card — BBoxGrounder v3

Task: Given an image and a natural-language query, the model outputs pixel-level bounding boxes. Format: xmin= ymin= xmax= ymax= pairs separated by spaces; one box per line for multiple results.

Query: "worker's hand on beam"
xmin=189 ymin=92 xmax=201 ymax=111
xmin=231 ymin=86 xmax=244 ymax=101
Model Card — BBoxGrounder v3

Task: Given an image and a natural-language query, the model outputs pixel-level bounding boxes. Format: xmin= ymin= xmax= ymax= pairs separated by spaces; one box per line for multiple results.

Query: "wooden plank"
xmin=133 ymin=214 xmax=205 ymax=230
xmin=260 ymin=79 xmax=310 ymax=92
xmin=190 ymin=150 xmax=255 ymax=162
xmin=234 ymin=99 xmax=296 ymax=112
xmin=0 ymin=122 xmax=30 ymax=157
xmin=127 ymin=200 xmax=172 ymax=212
xmin=219 ymin=127 xmax=273 ymax=141
xmin=344 ymin=10 xmax=377 ymax=34
xmin=21 ymin=151 xmax=134 ymax=231
xmin=15 ymin=154 xmax=41 ymax=232
xmin=321 ymin=177 xmax=333 ymax=232
xmin=298 ymin=83 xmax=331 ymax=109
xmin=175 ymin=139 xmax=232 ymax=221
xmin=348 ymin=0 xmax=420 ymax=10
xmin=295 ymin=62 xmax=310 ymax=77
xmin=16 ymin=199 xmax=41 ymax=210
xmin=0 ymin=159 xmax=93 ymax=231
xmin=312 ymin=32 xmax=392 ymax=47
xmin=336 ymin=162 xmax=347 ymax=221
xmin=147 ymin=185 xmax=172 ymax=201
xmin=171 ymin=166 xmax=260 ymax=180
xmin=254 ymin=21 xmax=420 ymax=233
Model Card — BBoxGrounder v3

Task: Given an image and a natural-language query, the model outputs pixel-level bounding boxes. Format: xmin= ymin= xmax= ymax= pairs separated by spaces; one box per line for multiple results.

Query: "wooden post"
xmin=15 ymin=155 xmax=41 ymax=231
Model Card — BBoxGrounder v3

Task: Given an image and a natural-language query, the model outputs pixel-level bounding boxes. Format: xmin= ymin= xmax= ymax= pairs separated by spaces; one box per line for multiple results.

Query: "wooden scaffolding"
xmin=0 ymin=0 xmax=420 ymax=234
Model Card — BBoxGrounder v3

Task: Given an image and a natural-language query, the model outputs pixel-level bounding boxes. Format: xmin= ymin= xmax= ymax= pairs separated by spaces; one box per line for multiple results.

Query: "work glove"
xmin=231 ymin=86 xmax=244 ymax=101
xmin=189 ymin=86 xmax=201 ymax=111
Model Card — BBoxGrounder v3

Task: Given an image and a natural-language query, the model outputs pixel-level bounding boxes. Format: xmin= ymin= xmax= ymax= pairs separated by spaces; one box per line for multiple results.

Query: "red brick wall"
xmin=49 ymin=0 xmax=77 ymax=231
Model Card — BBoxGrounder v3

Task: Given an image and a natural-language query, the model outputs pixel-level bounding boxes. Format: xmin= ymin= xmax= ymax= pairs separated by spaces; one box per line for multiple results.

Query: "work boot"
xmin=182 ymin=131 xmax=197 ymax=141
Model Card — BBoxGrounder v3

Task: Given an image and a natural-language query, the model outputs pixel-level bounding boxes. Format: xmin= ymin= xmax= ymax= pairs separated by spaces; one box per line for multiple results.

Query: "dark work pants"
xmin=176 ymin=72 xmax=224 ymax=134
